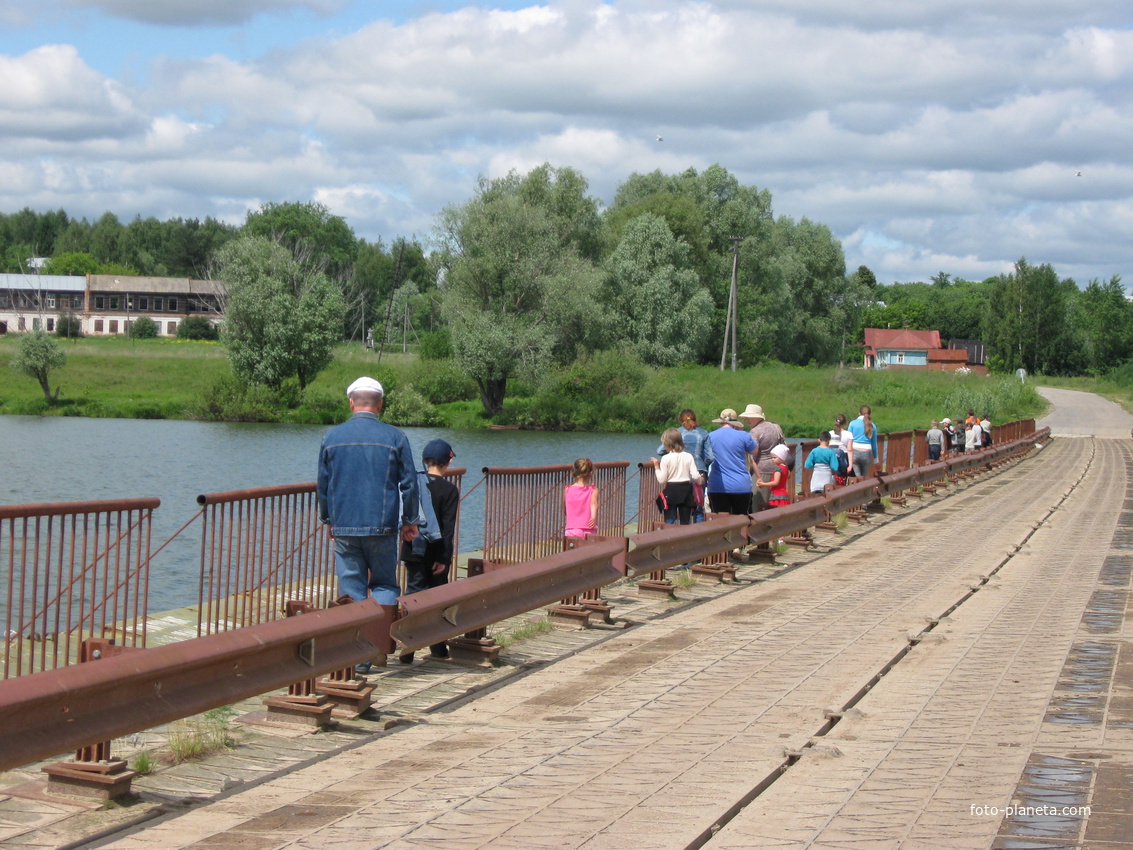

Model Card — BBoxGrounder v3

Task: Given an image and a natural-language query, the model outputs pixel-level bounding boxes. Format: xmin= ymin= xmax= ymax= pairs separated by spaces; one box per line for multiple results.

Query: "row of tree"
xmin=4 ymin=164 xmax=1130 ymax=416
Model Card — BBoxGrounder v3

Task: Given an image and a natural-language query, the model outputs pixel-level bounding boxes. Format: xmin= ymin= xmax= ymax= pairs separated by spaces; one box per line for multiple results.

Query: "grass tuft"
xmin=494 ymin=616 xmax=553 ymax=647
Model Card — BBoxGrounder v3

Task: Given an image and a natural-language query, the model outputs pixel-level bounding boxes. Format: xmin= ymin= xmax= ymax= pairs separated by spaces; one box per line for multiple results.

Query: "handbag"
xmin=655 ymin=491 xmax=669 ymax=513
xmin=692 ymin=480 xmax=704 ymax=506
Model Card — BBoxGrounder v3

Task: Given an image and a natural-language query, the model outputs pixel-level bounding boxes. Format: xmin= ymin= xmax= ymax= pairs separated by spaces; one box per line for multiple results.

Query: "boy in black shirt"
xmin=399 ymin=438 xmax=460 ymax=663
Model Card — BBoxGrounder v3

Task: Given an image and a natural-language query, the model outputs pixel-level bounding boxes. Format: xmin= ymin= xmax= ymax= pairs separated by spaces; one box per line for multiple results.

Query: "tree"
xmin=42 ymin=252 xmax=101 ymax=276
xmin=438 ymin=165 xmax=605 ymax=414
xmin=1077 ymin=275 xmax=1130 ymax=374
xmin=242 ymin=202 xmax=358 ymax=279
xmin=602 ymin=214 xmax=713 ymax=366
xmin=214 ymin=235 xmax=345 ymax=392
xmin=11 ymin=330 xmax=66 ymax=402
xmin=984 ymin=259 xmax=1078 ymax=374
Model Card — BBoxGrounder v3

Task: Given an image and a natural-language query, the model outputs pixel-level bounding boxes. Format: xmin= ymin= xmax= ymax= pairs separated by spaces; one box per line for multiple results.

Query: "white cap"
xmin=346 ymin=376 xmax=384 ymax=397
xmin=770 ymin=444 xmax=791 ymax=461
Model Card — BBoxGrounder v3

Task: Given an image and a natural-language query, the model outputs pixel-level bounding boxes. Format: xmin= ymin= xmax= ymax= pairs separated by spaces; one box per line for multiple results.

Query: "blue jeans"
xmin=334 ymin=534 xmax=400 ymax=605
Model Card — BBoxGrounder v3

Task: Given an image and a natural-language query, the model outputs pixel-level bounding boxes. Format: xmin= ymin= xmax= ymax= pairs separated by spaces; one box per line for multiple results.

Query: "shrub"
xmin=187 ymin=376 xmax=280 ymax=422
xmin=129 ymin=316 xmax=159 ymax=339
xmin=514 ymin=350 xmax=676 ymax=432
xmin=408 ymin=360 xmax=478 ymax=404
xmin=176 ymin=316 xmax=220 ymax=341
xmin=298 ymin=390 xmax=348 ymax=424
xmin=383 ymin=386 xmax=443 ymax=427
xmin=55 ymin=312 xmax=84 ymax=339
xmin=418 ymin=329 xmax=452 ymax=361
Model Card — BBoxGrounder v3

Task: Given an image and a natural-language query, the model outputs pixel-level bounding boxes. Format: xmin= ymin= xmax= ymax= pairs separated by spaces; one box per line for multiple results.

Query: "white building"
xmin=0 ymin=273 xmax=225 ymax=337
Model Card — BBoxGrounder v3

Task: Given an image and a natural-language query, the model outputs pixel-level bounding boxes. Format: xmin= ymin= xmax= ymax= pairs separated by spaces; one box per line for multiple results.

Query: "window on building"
xmin=109 ymin=320 xmax=118 ymax=334
xmin=896 ymin=352 xmax=905 ymax=364
xmin=94 ymin=319 xmax=103 ymax=333
xmin=46 ymin=295 xmax=56 ymax=308
xmin=95 ymin=296 xmax=105 ymax=310
xmin=18 ymin=317 xmax=26 ymax=330
xmin=47 ymin=318 xmax=55 ymax=332
xmin=109 ymin=297 xmax=120 ymax=311
xmin=168 ymin=298 xmax=178 ymax=312
xmin=32 ymin=317 xmax=41 ymax=330
xmin=167 ymin=321 xmax=177 ymax=335
xmin=154 ymin=297 xmax=164 ymax=311
xmin=139 ymin=297 xmax=149 ymax=311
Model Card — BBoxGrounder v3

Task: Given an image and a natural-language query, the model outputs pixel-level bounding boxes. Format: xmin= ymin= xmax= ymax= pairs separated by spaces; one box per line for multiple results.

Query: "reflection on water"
xmin=1 ymin=416 xmax=656 ymax=611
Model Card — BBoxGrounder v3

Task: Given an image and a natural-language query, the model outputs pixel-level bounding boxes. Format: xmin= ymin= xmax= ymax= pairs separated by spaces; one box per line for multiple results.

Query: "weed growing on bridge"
xmin=671 ymin=569 xmax=698 ymax=589
xmin=165 ymin=706 xmax=236 ymax=764
xmin=494 ymin=616 xmax=553 ymax=646
xmin=132 ymin=750 xmax=156 ymax=776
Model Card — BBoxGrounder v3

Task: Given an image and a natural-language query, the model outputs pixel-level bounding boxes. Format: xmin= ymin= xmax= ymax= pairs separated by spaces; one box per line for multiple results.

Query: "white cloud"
xmin=0 ymin=45 xmax=143 ymax=140
xmin=1 ymin=0 xmax=1131 ymax=286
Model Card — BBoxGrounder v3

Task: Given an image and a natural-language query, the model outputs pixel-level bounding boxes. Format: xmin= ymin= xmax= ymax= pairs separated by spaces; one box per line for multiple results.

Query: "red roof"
xmin=863 ymin=328 xmax=942 ymax=355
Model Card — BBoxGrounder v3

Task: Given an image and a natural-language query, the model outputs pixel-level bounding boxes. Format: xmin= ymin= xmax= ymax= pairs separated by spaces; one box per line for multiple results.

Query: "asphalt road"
xmin=1038 ymin=385 xmax=1133 ymax=437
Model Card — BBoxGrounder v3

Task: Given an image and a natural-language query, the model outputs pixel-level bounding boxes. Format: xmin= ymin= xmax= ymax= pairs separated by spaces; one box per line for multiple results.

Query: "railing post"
xmin=315 ymin=595 xmax=376 ymax=718
xmin=41 ymin=638 xmax=138 ymax=800
xmin=446 ymin=559 xmax=503 ymax=664
xmin=260 ymin=601 xmax=335 ymax=728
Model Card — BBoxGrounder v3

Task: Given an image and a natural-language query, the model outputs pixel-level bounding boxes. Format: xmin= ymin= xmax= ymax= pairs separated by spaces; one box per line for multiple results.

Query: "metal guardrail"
xmin=193 ymin=468 xmax=467 ymax=636
xmin=0 ymin=599 xmax=397 ymax=772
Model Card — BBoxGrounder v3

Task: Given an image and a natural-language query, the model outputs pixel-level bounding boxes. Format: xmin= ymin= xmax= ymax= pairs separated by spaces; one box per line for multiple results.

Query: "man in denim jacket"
xmin=317 ymin=377 xmax=420 ymax=623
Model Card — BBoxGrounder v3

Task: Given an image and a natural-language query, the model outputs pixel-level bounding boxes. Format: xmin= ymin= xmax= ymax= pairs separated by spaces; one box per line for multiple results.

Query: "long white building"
xmin=0 ymin=273 xmax=224 ymax=337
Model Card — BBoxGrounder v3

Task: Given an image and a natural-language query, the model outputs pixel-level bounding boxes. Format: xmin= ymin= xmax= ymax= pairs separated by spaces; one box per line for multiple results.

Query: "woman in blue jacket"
xmin=848 ymin=404 xmax=879 ymax=479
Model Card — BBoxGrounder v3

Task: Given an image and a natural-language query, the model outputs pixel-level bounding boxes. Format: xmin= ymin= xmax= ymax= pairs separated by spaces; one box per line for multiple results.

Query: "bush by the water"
xmin=407 ymin=359 xmax=478 ymax=404
xmin=383 ymin=386 xmax=443 ymax=427
xmin=501 ymin=349 xmax=680 ymax=431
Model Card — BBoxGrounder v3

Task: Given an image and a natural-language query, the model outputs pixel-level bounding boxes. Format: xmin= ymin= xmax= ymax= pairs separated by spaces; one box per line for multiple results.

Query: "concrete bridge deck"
xmin=77 ymin=392 xmax=1133 ymax=849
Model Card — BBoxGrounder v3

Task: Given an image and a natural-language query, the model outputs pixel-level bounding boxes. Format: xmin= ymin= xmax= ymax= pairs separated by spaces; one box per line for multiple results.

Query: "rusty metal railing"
xmin=195 ymin=468 xmax=468 ymax=636
xmin=481 ymin=462 xmax=628 ymax=564
xmin=1 ymin=498 xmax=158 ymax=680
xmin=195 ymin=483 xmax=332 ymax=636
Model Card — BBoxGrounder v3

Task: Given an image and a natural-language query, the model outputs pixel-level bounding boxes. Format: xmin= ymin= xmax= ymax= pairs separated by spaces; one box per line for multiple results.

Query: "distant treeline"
xmin=2 ymin=162 xmax=1129 ymax=389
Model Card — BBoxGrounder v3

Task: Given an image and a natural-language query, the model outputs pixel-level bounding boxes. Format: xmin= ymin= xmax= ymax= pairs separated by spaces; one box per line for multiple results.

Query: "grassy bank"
xmin=0 ymin=335 xmax=1049 ymax=434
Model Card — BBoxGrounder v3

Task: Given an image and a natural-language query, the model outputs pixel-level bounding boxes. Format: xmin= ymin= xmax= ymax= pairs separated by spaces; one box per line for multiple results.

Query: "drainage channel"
xmin=683 ymin=439 xmax=1093 ymax=850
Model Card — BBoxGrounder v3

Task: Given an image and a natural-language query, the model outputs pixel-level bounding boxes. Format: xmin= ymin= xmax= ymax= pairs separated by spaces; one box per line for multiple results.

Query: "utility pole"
xmin=719 ymin=237 xmax=741 ymax=371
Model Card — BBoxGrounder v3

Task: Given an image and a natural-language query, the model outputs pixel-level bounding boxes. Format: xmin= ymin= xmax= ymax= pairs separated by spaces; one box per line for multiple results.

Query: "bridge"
xmin=1 ymin=389 xmax=1130 ymax=848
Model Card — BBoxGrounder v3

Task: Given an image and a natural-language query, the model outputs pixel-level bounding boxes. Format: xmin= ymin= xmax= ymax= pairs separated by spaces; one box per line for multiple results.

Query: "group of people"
xmin=643 ymin=403 xmax=881 ymax=529
xmin=925 ymin=410 xmax=993 ymax=460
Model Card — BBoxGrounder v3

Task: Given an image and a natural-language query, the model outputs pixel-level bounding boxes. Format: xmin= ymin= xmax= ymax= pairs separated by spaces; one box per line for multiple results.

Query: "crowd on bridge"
xmin=317 ymin=374 xmax=998 ymax=668
xmin=645 ymin=403 xmax=995 ymax=530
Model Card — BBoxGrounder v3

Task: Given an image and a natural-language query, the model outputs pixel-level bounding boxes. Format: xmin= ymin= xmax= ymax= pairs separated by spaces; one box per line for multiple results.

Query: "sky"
xmin=1 ymin=0 xmax=1131 ymax=287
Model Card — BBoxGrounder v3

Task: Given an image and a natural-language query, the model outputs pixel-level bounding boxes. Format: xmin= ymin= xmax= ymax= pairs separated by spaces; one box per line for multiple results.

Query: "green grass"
xmin=493 ymin=616 xmax=553 ymax=646
xmin=0 ymin=336 xmax=1050 ymax=434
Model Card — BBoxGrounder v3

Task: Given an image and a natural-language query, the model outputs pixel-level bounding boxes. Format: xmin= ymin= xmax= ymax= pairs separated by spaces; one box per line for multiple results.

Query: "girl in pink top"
xmin=564 ymin=457 xmax=599 ymax=541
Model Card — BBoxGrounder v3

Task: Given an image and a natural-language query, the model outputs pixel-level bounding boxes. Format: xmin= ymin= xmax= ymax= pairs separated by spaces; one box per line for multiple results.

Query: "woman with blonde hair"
xmin=655 ymin=428 xmax=704 ymax=526
xmin=848 ymin=404 xmax=879 ymax=479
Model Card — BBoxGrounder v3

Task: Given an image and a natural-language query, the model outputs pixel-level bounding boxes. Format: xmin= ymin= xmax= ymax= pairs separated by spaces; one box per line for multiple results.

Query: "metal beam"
xmin=0 ymin=599 xmax=396 ymax=772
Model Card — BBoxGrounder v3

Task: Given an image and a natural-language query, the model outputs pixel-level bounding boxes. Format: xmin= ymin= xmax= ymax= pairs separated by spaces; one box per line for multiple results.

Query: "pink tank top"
xmin=564 ymin=484 xmax=597 ymax=538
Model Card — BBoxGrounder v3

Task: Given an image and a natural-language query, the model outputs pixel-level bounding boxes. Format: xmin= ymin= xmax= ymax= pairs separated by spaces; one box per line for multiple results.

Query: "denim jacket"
xmin=317 ymin=412 xmax=419 ymax=536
